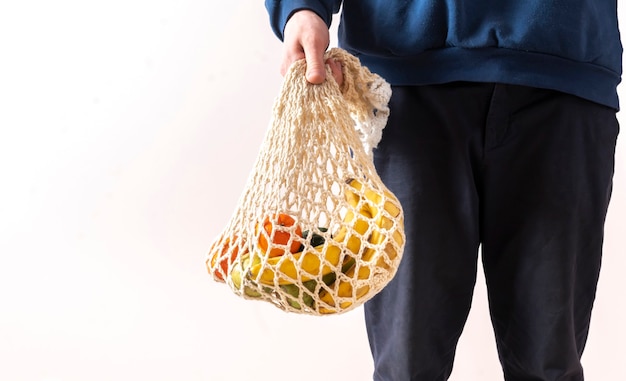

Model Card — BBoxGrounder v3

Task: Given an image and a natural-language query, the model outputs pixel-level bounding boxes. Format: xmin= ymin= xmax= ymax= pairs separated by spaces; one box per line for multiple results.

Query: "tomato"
xmin=256 ymin=213 xmax=303 ymax=257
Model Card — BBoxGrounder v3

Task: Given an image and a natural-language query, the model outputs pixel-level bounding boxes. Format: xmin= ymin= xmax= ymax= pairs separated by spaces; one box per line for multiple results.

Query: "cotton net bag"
xmin=206 ymin=48 xmax=405 ymax=315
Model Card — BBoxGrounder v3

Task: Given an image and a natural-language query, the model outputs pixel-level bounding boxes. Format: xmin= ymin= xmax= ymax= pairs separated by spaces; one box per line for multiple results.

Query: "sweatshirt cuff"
xmin=266 ymin=1 xmax=334 ymax=41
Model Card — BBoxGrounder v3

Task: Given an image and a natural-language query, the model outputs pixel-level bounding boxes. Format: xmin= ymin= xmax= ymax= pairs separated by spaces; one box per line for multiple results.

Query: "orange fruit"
xmin=256 ymin=213 xmax=303 ymax=257
xmin=208 ymin=236 xmax=243 ymax=281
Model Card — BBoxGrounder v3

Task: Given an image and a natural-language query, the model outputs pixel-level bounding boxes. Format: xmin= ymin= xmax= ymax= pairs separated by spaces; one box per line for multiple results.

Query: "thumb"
xmin=305 ymin=48 xmax=326 ymax=84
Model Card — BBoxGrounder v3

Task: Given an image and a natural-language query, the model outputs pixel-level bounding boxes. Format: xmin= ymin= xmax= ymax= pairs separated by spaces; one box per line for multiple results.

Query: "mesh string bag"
xmin=206 ymin=48 xmax=405 ymax=315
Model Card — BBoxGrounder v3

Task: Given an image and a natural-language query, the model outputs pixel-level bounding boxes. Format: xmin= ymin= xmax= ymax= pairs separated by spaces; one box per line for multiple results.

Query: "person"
xmin=264 ymin=1 xmax=622 ymax=380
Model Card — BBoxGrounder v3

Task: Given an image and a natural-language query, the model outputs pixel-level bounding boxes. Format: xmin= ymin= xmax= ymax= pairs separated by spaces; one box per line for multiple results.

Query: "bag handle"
xmin=284 ymin=48 xmax=392 ymax=157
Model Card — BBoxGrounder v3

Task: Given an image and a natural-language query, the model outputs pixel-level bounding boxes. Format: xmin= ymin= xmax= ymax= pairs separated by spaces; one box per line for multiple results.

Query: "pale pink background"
xmin=0 ymin=2 xmax=623 ymax=380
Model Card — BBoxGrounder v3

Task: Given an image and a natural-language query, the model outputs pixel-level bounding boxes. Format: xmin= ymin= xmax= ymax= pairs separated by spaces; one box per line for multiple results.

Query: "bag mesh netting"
xmin=206 ymin=48 xmax=405 ymax=315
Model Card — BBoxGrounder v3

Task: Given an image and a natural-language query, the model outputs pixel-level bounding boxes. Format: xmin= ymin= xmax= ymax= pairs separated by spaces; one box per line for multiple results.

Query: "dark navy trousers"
xmin=364 ymin=83 xmax=619 ymax=381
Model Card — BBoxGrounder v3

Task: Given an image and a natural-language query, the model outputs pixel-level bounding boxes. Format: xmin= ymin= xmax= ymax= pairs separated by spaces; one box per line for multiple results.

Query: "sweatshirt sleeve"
xmin=265 ymin=0 xmax=342 ymax=41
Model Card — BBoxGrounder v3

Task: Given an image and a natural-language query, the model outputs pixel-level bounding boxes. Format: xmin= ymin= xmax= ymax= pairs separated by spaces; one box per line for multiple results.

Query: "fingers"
xmin=280 ymin=53 xmax=344 ymax=87
xmin=325 ymin=58 xmax=344 ymax=87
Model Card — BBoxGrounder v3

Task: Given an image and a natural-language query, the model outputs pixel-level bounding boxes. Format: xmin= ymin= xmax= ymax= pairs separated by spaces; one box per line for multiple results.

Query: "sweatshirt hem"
xmin=354 ymin=47 xmax=621 ymax=110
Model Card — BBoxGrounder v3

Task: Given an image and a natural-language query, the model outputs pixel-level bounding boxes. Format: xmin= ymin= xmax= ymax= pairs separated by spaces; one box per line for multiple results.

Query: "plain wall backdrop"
xmin=0 ymin=2 xmax=624 ymax=380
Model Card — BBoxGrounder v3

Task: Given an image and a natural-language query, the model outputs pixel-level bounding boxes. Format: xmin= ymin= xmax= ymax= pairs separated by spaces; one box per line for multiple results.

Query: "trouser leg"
xmin=365 ymin=83 xmax=492 ymax=381
xmin=364 ymin=83 xmax=619 ymax=381
xmin=480 ymin=85 xmax=619 ymax=381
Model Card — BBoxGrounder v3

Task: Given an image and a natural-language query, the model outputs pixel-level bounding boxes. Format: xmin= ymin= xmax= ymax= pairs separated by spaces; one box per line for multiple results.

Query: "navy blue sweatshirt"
xmin=266 ymin=0 xmax=622 ymax=109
